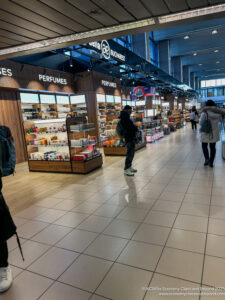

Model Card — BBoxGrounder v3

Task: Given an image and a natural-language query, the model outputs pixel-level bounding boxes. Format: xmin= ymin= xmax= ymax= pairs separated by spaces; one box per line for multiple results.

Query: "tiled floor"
xmin=2 ymin=126 xmax=225 ymax=299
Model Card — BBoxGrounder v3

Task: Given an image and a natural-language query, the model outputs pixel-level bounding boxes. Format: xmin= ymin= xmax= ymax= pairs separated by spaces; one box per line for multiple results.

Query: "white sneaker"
xmin=130 ymin=167 xmax=137 ymax=173
xmin=124 ymin=168 xmax=135 ymax=176
xmin=0 ymin=266 xmax=13 ymax=293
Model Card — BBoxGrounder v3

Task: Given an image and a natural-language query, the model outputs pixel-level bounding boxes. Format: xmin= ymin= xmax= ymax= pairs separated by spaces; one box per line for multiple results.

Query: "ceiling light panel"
xmin=159 ymin=4 xmax=225 ymax=24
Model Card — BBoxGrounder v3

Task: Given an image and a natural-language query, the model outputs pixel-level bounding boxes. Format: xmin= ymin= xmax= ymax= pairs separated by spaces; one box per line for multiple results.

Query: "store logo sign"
xmin=89 ymin=40 xmax=125 ymax=62
xmin=102 ymin=80 xmax=117 ymax=88
xmin=38 ymin=74 xmax=67 ymax=85
xmin=0 ymin=67 xmax=13 ymax=77
xmin=101 ymin=40 xmax=110 ymax=60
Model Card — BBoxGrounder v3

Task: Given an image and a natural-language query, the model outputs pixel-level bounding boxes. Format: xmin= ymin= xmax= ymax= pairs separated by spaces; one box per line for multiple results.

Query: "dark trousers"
xmin=0 ymin=177 xmax=8 ymax=268
xmin=0 ymin=242 xmax=8 ymax=268
xmin=125 ymin=141 xmax=135 ymax=170
xmin=191 ymin=120 xmax=197 ymax=130
xmin=202 ymin=142 xmax=216 ymax=164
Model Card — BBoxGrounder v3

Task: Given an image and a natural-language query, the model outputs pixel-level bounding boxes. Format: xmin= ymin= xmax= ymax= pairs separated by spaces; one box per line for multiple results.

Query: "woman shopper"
xmin=190 ymin=106 xmax=199 ymax=131
xmin=199 ymin=100 xmax=225 ymax=167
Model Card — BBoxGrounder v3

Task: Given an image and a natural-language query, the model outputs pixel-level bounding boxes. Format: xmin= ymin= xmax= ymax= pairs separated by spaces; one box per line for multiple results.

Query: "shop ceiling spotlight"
xmin=216 ymin=61 xmax=220 ymax=64
xmin=193 ymin=52 xmax=197 ymax=56
xmin=214 ymin=49 xmax=219 ymax=53
xmin=198 ymin=64 xmax=202 ymax=66
xmin=212 ymin=29 xmax=218 ymax=35
xmin=184 ymin=35 xmax=190 ymax=39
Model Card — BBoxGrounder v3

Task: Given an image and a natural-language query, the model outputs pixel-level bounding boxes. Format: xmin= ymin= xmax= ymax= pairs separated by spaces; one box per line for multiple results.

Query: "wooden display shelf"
xmin=104 ymin=142 xmax=146 ymax=156
xmin=72 ymin=155 xmax=103 ymax=174
xmin=29 ymin=160 xmax=71 ymax=173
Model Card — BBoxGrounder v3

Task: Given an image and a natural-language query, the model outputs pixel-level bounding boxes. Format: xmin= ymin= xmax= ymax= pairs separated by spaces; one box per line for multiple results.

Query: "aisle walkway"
xmin=2 ymin=126 xmax=225 ymax=300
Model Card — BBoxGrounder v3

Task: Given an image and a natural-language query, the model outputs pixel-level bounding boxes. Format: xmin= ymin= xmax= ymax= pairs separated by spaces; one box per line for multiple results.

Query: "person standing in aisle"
xmin=119 ymin=105 xmax=138 ymax=176
xmin=0 ymin=126 xmax=23 ymax=293
xmin=190 ymin=106 xmax=199 ymax=131
xmin=199 ymin=100 xmax=225 ymax=167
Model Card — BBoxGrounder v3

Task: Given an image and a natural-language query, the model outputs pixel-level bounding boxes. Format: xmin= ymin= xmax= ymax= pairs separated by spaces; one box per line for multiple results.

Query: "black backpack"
xmin=116 ymin=120 xmax=125 ymax=138
xmin=200 ymin=112 xmax=212 ymax=134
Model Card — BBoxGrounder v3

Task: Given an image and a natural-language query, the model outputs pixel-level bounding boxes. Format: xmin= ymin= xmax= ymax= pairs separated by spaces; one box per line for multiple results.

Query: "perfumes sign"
xmin=102 ymin=80 xmax=117 ymax=88
xmin=38 ymin=74 xmax=67 ymax=85
xmin=89 ymin=40 xmax=126 ymax=62
xmin=0 ymin=67 xmax=13 ymax=77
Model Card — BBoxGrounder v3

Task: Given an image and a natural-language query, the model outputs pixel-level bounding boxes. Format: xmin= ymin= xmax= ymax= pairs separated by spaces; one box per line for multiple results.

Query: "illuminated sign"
xmin=0 ymin=67 xmax=12 ymax=77
xmin=38 ymin=74 xmax=67 ymax=85
xmin=89 ymin=40 xmax=126 ymax=62
xmin=102 ymin=80 xmax=117 ymax=88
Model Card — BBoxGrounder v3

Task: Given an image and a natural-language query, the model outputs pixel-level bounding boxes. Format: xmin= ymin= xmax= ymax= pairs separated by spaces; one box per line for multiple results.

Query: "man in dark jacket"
xmin=119 ymin=105 xmax=138 ymax=176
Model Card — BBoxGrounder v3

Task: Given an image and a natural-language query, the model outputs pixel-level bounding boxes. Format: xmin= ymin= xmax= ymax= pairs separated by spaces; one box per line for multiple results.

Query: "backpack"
xmin=116 ymin=120 xmax=125 ymax=139
xmin=200 ymin=112 xmax=212 ymax=135
xmin=0 ymin=126 xmax=16 ymax=177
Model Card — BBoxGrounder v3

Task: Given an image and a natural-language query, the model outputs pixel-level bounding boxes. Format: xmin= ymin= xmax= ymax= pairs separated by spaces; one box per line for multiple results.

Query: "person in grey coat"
xmin=200 ymin=100 xmax=225 ymax=167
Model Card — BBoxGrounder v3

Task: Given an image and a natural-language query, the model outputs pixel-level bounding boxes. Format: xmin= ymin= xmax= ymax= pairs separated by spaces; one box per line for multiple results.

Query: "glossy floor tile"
xmin=5 ymin=127 xmax=225 ymax=299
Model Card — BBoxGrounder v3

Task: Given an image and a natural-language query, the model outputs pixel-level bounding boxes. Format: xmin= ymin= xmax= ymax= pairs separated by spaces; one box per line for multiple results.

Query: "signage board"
xmin=56 ymin=95 xmax=70 ymax=105
xmin=40 ymin=94 xmax=56 ymax=104
xmin=20 ymin=93 xmax=39 ymax=104
xmin=89 ymin=40 xmax=126 ymax=62
xmin=70 ymin=94 xmax=86 ymax=104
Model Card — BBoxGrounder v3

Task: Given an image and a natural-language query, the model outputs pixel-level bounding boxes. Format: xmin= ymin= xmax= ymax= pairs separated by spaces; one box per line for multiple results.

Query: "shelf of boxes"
xmin=68 ymin=121 xmax=102 ymax=174
xmin=70 ymin=94 xmax=88 ymax=120
xmin=25 ymin=119 xmax=71 ymax=172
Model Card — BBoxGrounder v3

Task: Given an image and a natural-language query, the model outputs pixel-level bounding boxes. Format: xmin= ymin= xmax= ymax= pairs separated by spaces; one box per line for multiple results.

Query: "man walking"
xmin=119 ymin=105 xmax=138 ymax=176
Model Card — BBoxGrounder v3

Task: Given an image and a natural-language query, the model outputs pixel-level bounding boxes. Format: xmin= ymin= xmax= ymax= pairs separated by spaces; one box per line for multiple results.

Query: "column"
xmin=146 ymin=95 xmax=153 ymax=109
xmin=183 ymin=66 xmax=190 ymax=86
xmin=195 ymin=77 xmax=199 ymax=90
xmin=159 ymin=40 xmax=171 ymax=75
xmin=132 ymin=33 xmax=148 ymax=60
xmin=178 ymin=96 xmax=186 ymax=110
xmin=190 ymin=72 xmax=195 ymax=89
xmin=165 ymin=93 xmax=174 ymax=111
xmin=173 ymin=56 xmax=182 ymax=82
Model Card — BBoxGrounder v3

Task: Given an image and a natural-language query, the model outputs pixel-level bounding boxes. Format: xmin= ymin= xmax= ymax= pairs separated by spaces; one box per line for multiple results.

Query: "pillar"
xmin=195 ymin=77 xmax=199 ymax=90
xmin=146 ymin=95 xmax=153 ymax=109
xmin=190 ymin=72 xmax=195 ymax=89
xmin=178 ymin=97 xmax=186 ymax=110
xmin=132 ymin=33 xmax=149 ymax=60
xmin=173 ymin=56 xmax=182 ymax=82
xmin=183 ymin=66 xmax=190 ymax=86
xmin=165 ymin=93 xmax=174 ymax=111
xmin=159 ymin=40 xmax=171 ymax=75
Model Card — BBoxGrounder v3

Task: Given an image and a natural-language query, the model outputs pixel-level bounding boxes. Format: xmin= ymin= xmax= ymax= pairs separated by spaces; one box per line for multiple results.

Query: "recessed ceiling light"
xmin=216 ymin=61 xmax=220 ymax=64
xmin=198 ymin=63 xmax=202 ymax=66
xmin=214 ymin=49 xmax=219 ymax=53
xmin=212 ymin=29 xmax=218 ymax=35
xmin=193 ymin=52 xmax=197 ymax=56
xmin=184 ymin=35 xmax=190 ymax=39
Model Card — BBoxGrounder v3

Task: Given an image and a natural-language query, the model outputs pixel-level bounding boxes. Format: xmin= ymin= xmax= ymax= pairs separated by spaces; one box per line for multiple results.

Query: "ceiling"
xmin=154 ymin=17 xmax=225 ymax=80
xmin=0 ymin=0 xmax=225 ymax=59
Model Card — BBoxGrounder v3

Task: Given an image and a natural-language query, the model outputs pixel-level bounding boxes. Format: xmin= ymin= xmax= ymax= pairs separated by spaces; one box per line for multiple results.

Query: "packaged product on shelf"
xmin=80 ymin=150 xmax=93 ymax=160
xmin=72 ymin=154 xmax=86 ymax=161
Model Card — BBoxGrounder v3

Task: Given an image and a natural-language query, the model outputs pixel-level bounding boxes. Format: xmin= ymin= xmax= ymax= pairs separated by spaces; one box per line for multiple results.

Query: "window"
xmin=201 ymin=81 xmax=206 ymax=88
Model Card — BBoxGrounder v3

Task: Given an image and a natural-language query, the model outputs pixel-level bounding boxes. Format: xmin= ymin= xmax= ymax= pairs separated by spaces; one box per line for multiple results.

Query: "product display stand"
xmin=103 ymin=142 xmax=146 ymax=156
xmin=25 ymin=119 xmax=71 ymax=173
xmin=67 ymin=117 xmax=103 ymax=174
